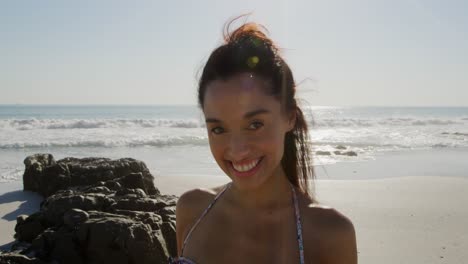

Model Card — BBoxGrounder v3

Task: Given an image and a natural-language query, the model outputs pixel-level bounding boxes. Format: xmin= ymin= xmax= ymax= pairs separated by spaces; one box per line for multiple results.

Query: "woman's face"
xmin=203 ymin=73 xmax=295 ymax=190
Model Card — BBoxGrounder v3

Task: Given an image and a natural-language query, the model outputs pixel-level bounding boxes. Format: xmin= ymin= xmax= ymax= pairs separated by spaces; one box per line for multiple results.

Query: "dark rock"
xmin=111 ymin=197 xmax=165 ymax=212
xmin=115 ymin=188 xmax=147 ymax=197
xmin=23 ymin=155 xmax=159 ymax=198
xmin=23 ymin=154 xmax=56 ymax=193
xmin=50 ymin=230 xmax=83 ymax=264
xmin=39 ymin=163 xmax=71 ymax=197
xmin=40 ymin=192 xmax=112 ymax=225
xmin=76 ymin=213 xmax=169 ymax=264
xmin=316 ymin=151 xmax=331 ymax=156
xmin=161 ymin=221 xmax=177 ymax=257
xmin=334 ymin=150 xmax=358 ymax=156
xmin=16 ymin=215 xmax=28 ymax=226
xmin=83 ymin=186 xmax=112 ymax=194
xmin=7 ymin=154 xmax=178 ymax=264
xmin=9 ymin=241 xmax=32 ymax=253
xmin=30 ymin=229 xmax=54 ymax=258
xmin=104 ymin=181 xmax=121 ymax=191
xmin=63 ymin=209 xmax=89 ymax=229
xmin=342 ymin=151 xmax=358 ymax=156
xmin=335 ymin=145 xmax=347 ymax=150
xmin=14 ymin=213 xmax=45 ymax=243
xmin=60 ymin=157 xmax=158 ymax=195
xmin=0 ymin=253 xmax=47 ymax=264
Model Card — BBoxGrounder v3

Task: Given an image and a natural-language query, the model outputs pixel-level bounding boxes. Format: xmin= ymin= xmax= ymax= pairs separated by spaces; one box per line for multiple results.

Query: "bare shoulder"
xmin=301 ymin=199 xmax=357 ymax=264
xmin=303 ymin=202 xmax=355 ymax=233
xmin=177 ymin=185 xmax=221 ymax=210
xmin=175 ymin=184 xmax=229 ymax=254
xmin=176 ymin=183 xmax=227 ymax=224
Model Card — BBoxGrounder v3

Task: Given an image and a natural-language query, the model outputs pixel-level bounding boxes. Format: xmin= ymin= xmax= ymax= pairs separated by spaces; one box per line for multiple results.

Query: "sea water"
xmin=1 ymin=105 xmax=467 ymax=182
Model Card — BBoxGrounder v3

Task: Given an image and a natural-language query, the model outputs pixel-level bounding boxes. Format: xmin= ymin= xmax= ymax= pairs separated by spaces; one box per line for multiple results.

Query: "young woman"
xmin=169 ymin=19 xmax=357 ymax=264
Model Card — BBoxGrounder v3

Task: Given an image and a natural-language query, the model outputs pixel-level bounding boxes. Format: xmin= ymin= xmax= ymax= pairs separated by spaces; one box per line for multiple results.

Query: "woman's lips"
xmin=230 ymin=157 xmax=263 ymax=178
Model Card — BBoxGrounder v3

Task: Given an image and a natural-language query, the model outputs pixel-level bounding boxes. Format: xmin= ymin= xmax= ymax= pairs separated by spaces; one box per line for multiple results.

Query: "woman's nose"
xmin=226 ymin=134 xmax=251 ymax=161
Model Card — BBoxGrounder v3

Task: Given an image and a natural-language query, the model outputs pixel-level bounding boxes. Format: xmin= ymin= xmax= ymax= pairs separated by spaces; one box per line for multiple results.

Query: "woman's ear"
xmin=286 ymin=109 xmax=296 ymax=132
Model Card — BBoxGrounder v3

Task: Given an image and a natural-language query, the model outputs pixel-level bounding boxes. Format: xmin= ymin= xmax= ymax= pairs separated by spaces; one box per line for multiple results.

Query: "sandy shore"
xmin=0 ymin=182 xmax=42 ymax=250
xmin=1 ymin=176 xmax=467 ymax=263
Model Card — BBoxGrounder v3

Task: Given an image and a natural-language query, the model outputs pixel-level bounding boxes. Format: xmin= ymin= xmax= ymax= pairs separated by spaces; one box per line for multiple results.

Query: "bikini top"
xmin=168 ymin=182 xmax=305 ymax=264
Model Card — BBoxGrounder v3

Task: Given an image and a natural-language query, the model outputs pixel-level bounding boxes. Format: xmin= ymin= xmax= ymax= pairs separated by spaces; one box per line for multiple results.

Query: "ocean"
xmin=1 ymin=105 xmax=467 ymax=183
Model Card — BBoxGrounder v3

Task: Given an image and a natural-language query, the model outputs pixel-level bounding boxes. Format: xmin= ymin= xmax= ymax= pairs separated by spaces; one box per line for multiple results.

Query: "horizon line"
xmin=1 ymin=103 xmax=468 ymax=108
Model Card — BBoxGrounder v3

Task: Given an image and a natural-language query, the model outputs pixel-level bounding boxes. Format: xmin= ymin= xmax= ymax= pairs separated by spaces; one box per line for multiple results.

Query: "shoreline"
xmin=2 ymin=147 xmax=468 ymax=183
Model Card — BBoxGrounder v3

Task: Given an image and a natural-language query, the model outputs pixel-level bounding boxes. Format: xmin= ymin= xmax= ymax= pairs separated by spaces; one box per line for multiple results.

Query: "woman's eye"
xmin=249 ymin=121 xmax=264 ymax=130
xmin=211 ymin=127 xmax=224 ymax=134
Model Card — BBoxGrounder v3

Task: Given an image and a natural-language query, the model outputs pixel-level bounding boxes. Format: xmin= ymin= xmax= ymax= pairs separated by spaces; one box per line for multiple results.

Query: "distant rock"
xmin=316 ymin=151 xmax=331 ymax=156
xmin=335 ymin=145 xmax=347 ymax=150
xmin=333 ymin=150 xmax=358 ymax=156
xmin=342 ymin=151 xmax=358 ymax=156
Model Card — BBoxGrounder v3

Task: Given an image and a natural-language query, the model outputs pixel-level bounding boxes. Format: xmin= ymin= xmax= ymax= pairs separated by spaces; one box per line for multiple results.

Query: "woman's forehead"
xmin=203 ymin=74 xmax=280 ymax=118
xmin=205 ymin=73 xmax=271 ymax=96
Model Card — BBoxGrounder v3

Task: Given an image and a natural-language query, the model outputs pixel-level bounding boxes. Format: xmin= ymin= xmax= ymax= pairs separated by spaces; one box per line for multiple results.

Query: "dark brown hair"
xmin=198 ymin=17 xmax=315 ymax=199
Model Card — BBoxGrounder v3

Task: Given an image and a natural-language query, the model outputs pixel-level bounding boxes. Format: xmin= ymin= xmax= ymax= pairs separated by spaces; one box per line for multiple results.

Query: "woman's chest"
xmin=184 ymin=208 xmax=302 ymax=264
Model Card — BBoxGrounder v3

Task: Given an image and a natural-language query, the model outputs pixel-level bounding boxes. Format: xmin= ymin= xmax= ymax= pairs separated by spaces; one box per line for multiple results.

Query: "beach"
xmin=0 ymin=181 xmax=42 ymax=250
xmin=2 ymin=0 xmax=468 ymax=260
xmin=2 ymin=149 xmax=468 ymax=263
xmin=1 ymin=105 xmax=468 ymax=262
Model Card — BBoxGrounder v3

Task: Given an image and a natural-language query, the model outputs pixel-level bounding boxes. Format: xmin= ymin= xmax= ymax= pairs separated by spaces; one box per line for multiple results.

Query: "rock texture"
xmin=23 ymin=154 xmax=158 ymax=197
xmin=1 ymin=154 xmax=177 ymax=264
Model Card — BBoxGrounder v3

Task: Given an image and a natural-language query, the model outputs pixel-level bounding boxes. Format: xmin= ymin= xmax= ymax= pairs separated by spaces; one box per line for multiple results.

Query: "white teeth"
xmin=233 ymin=158 xmax=260 ymax=172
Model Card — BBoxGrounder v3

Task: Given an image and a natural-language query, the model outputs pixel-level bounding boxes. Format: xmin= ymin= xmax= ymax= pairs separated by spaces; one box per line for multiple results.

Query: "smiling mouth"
xmin=230 ymin=157 xmax=263 ymax=176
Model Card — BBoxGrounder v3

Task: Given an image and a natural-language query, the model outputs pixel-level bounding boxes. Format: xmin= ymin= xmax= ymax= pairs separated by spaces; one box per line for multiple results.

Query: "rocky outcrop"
xmin=1 ymin=154 xmax=177 ymax=264
xmin=23 ymin=154 xmax=158 ymax=197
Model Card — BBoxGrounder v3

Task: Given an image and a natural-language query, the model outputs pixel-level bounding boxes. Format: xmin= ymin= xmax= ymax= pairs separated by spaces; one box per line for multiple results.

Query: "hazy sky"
xmin=1 ymin=0 xmax=467 ymax=106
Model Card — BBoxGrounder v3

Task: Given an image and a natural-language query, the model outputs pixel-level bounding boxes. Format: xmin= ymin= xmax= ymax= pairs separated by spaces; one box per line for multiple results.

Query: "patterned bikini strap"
xmin=180 ymin=182 xmax=232 ymax=256
xmin=291 ymin=184 xmax=305 ymax=264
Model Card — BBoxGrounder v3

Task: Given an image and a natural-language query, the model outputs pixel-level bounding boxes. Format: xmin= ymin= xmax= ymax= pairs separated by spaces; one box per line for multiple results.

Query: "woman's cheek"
xmin=262 ymin=126 xmax=283 ymax=143
xmin=208 ymin=136 xmax=223 ymax=154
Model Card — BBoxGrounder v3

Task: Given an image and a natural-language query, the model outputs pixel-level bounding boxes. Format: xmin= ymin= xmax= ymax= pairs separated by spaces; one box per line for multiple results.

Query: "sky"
xmin=1 ymin=0 xmax=467 ymax=106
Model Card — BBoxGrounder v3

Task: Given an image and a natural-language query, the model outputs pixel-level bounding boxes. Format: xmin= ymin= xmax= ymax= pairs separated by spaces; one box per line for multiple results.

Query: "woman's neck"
xmin=227 ymin=168 xmax=293 ymax=212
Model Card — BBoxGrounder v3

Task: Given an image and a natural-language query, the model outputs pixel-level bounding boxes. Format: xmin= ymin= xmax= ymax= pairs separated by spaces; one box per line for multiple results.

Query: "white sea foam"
xmin=0 ymin=118 xmax=203 ymax=130
xmin=1 ymin=116 xmax=465 ymax=131
xmin=311 ymin=117 xmax=464 ymax=128
xmin=0 ymin=135 xmax=208 ymax=149
xmin=1 ymin=105 xmax=468 ymax=183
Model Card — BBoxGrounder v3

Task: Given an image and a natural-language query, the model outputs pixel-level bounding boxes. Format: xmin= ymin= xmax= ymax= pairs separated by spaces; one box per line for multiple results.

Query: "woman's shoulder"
xmin=176 ymin=184 xmax=228 ymax=214
xmin=301 ymin=198 xmax=357 ymax=263
xmin=175 ymin=183 xmax=230 ymax=254
xmin=177 ymin=183 xmax=231 ymax=220
xmin=304 ymin=202 xmax=354 ymax=231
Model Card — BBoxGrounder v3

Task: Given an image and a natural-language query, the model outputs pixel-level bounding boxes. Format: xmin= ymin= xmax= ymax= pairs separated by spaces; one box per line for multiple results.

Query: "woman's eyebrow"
xmin=205 ymin=108 xmax=270 ymax=123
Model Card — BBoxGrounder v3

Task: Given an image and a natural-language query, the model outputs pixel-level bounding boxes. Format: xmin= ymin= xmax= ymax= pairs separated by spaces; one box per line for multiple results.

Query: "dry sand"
xmin=1 ymin=176 xmax=467 ymax=264
xmin=0 ymin=182 xmax=42 ymax=250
